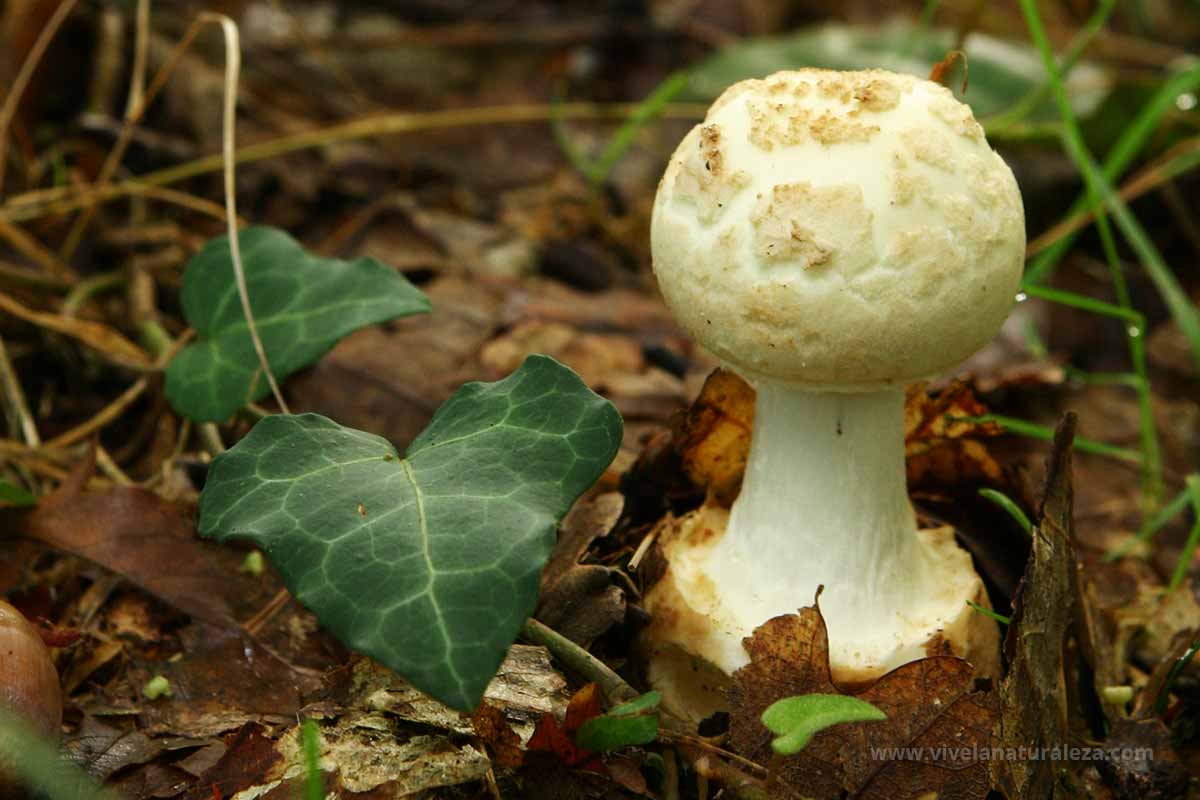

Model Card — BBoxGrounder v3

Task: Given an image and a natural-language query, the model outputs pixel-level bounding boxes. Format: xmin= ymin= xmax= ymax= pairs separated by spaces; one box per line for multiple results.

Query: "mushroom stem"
xmin=708 ymin=383 xmax=936 ymax=666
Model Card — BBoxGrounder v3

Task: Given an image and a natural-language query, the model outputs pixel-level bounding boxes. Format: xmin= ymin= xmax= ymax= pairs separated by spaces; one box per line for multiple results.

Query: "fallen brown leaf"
xmin=904 ymin=381 xmax=1005 ymax=487
xmin=537 ymin=491 xmax=626 ymax=645
xmin=62 ymin=715 xmax=165 ymax=781
xmin=1096 ymin=718 xmax=1190 ymax=800
xmin=2 ymin=484 xmax=238 ymax=627
xmin=527 ymin=682 xmax=605 ymax=770
xmin=729 ymin=601 xmax=996 ymax=800
xmin=181 ymin=723 xmax=281 ymax=800
xmin=471 ymin=703 xmax=525 ymax=768
xmin=131 ymin=622 xmax=320 ymax=739
xmin=672 ymin=368 xmax=755 ymax=506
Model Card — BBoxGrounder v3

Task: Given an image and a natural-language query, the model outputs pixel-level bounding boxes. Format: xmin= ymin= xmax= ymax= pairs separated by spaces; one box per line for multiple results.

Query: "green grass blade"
xmin=550 ymin=89 xmax=602 ymax=183
xmin=1020 ymin=285 xmax=1143 ymax=323
xmin=1106 ymin=480 xmax=1195 ymax=561
xmin=900 ymin=0 xmax=943 ymax=58
xmin=978 ymin=488 xmax=1033 ymax=536
xmin=301 ymin=719 xmax=323 ymax=800
xmin=1168 ymin=476 xmax=1200 ymax=592
xmin=1017 ymin=0 xmax=1178 ymax=503
xmin=1023 ymin=61 xmax=1200 ymax=285
xmin=553 ymin=71 xmax=691 ymax=187
xmin=965 ymin=413 xmax=1142 ymax=463
xmin=1063 ymin=368 xmax=1144 ymax=388
xmin=967 ymin=600 xmax=1011 ymax=625
xmin=1156 ymin=632 xmax=1200 ymax=713
xmin=1086 ymin=176 xmax=1200 ymax=376
xmin=983 ymin=0 xmax=1116 ymax=131
xmin=592 ymin=72 xmax=691 ymax=185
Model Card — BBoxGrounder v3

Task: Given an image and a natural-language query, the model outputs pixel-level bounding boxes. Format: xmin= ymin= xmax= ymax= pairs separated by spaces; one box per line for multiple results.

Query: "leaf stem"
xmin=198 ymin=13 xmax=290 ymax=416
xmin=520 ymin=618 xmax=637 ymax=705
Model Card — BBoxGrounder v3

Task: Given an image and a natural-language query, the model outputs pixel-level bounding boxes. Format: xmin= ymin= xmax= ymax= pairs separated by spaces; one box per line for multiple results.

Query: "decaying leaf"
xmin=131 ymin=624 xmax=321 ymax=739
xmin=181 ymin=724 xmax=280 ymax=800
xmin=187 ymin=716 xmax=492 ymax=798
xmin=312 ymin=716 xmax=492 ymax=794
xmin=729 ymin=602 xmax=997 ymax=800
xmin=536 ymin=491 xmax=627 ymax=645
xmin=480 ymin=319 xmax=683 ymax=422
xmin=904 ymin=381 xmax=1006 ymax=487
xmin=1095 ymin=718 xmax=1190 ymax=800
xmin=1117 ymin=581 xmax=1200 ymax=683
xmin=2 ymin=485 xmax=239 ymax=627
xmin=672 ymin=368 xmax=755 ymax=506
xmin=471 ymin=703 xmax=524 ymax=768
xmin=527 ymin=682 xmax=605 ymax=770
xmin=348 ymin=644 xmax=569 ymax=744
xmin=290 ymin=274 xmax=507 ymax=446
xmin=63 ymin=716 xmax=165 ymax=782
xmin=992 ymin=414 xmax=1078 ymax=799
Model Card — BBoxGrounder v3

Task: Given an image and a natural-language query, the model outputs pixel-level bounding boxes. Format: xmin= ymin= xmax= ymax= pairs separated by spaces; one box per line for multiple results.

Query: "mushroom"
xmin=0 ymin=599 xmax=62 ymax=796
xmin=644 ymin=68 xmax=1023 ymax=719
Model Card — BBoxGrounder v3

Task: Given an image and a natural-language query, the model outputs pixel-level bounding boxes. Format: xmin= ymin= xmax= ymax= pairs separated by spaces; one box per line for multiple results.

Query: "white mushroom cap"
xmin=651 ymin=69 xmax=1025 ymax=389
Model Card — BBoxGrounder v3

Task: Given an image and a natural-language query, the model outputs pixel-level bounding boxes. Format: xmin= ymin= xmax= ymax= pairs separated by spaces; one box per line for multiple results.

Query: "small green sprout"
xmin=761 ymin=694 xmax=887 ymax=755
xmin=142 ymin=675 xmax=172 ymax=700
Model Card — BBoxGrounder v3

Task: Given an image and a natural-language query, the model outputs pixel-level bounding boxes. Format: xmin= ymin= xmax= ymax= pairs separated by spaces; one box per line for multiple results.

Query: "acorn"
xmin=0 ymin=599 xmax=62 ymax=796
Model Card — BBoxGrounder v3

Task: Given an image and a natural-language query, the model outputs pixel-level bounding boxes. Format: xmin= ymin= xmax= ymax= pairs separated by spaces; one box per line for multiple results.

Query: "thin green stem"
xmin=1017 ymin=0 xmax=1174 ymax=505
xmin=1062 ymin=367 xmax=1144 ymax=389
xmin=900 ymin=0 xmax=942 ymax=58
xmin=967 ymin=600 xmax=1011 ymax=625
xmin=61 ymin=271 xmax=125 ymax=315
xmin=1167 ymin=476 xmax=1200 ymax=592
xmin=137 ymin=319 xmax=174 ymax=362
xmin=1024 ymin=62 xmax=1200 ymax=285
xmin=1106 ymin=480 xmax=1195 ymax=561
xmin=978 ymin=488 xmax=1033 ymax=536
xmin=1020 ymin=284 xmax=1142 ymax=323
xmin=301 ymin=719 xmax=324 ymax=800
xmin=555 ymin=71 xmax=692 ymax=187
xmin=592 ymin=72 xmax=691 ymax=186
xmin=520 ymin=617 xmax=638 ymax=704
xmin=983 ymin=0 xmax=1116 ymax=131
xmin=1155 ymin=632 xmax=1200 ymax=713
xmin=963 ymin=414 xmax=1142 ymax=464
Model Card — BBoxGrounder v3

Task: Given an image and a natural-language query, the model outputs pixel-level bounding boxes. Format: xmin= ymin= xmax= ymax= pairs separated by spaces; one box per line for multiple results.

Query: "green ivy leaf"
xmin=198 ymin=355 xmax=622 ymax=711
xmin=575 ymin=691 xmax=662 ymax=752
xmin=166 ymin=226 xmax=430 ymax=422
xmin=761 ymin=694 xmax=887 ymax=755
xmin=0 ymin=480 xmax=36 ymax=506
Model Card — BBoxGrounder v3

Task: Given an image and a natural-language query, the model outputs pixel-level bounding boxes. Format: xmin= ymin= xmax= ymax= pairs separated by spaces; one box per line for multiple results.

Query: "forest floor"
xmin=0 ymin=1 xmax=1199 ymax=798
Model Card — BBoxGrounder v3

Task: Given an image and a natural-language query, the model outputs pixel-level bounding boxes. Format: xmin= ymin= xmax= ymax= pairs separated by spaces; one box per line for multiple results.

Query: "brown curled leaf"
xmin=730 ymin=602 xmax=996 ymax=800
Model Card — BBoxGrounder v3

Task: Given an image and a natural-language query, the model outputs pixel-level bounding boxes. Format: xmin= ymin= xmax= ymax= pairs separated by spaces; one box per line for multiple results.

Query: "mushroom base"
xmin=640 ymin=505 xmax=1000 ymax=723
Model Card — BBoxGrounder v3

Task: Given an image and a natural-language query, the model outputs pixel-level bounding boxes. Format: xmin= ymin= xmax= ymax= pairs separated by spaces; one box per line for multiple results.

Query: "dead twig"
xmin=520 ymin=618 xmax=771 ymax=798
xmin=0 ymin=215 xmax=76 ymax=280
xmin=0 ymin=335 xmax=39 ymax=446
xmin=0 ymin=291 xmax=151 ymax=370
xmin=44 ymin=378 xmax=149 ymax=450
xmin=0 ymin=0 xmax=83 ymax=194
xmin=0 ymin=102 xmax=708 ymax=226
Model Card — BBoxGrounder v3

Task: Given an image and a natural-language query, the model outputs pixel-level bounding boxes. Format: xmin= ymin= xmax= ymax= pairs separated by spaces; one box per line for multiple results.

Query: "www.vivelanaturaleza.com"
xmin=869 ymin=745 xmax=1156 ymax=763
